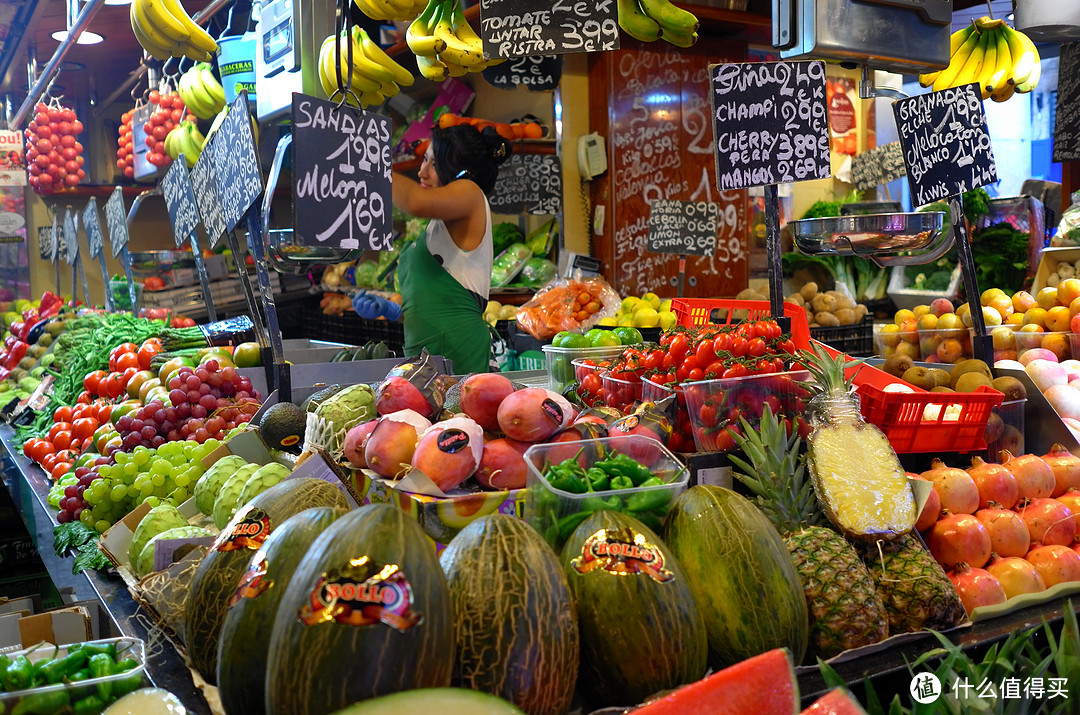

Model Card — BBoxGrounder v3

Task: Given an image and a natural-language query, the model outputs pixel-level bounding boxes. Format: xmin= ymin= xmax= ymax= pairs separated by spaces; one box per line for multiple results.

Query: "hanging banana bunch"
xmin=407 ymin=0 xmax=493 ymax=82
xmin=318 ymin=27 xmax=415 ymax=108
xmin=918 ymin=17 xmax=1041 ymax=102
xmin=616 ymin=0 xmax=699 ymax=47
xmin=177 ymin=63 xmax=226 ymax=120
xmin=129 ymin=0 xmax=218 ymax=61
xmin=353 ymin=0 xmax=427 ymax=24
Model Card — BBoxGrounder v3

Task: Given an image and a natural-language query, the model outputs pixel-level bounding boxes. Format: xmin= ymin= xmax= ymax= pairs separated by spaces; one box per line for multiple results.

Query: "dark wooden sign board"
xmin=1054 ymin=42 xmax=1080 ymax=162
xmin=647 ymin=199 xmax=719 ymax=256
xmin=104 ymin=186 xmax=130 ymax=259
xmin=291 ymin=94 xmax=394 ymax=251
xmin=160 ymin=158 xmax=201 ymax=247
xmin=482 ymin=55 xmax=562 ymax=91
xmin=190 ymin=148 xmax=227 ymax=248
xmin=210 ymin=93 xmax=262 ymax=233
xmin=479 ymin=0 xmax=618 ymax=59
xmin=489 ymin=152 xmax=561 ymax=215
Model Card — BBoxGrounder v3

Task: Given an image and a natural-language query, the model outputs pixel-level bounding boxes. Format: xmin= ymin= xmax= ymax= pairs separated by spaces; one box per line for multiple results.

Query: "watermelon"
xmin=327 ymin=688 xmax=525 ymax=714
xmin=439 ymin=514 xmax=578 ymax=715
xmin=633 ymin=648 xmax=798 ymax=714
xmin=559 ymin=509 xmax=706 ymax=708
xmin=183 ymin=478 xmax=349 ymax=684
xmin=265 ymin=504 xmax=454 ymax=715
xmin=800 ymin=688 xmax=869 ymax=714
xmin=217 ymin=506 xmax=347 ymax=715
xmin=663 ymin=485 xmax=808 ymax=669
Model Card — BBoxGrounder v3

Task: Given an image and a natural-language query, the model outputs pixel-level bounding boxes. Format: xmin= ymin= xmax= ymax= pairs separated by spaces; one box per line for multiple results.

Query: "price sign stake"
xmin=104 ymin=187 xmax=139 ymax=314
xmin=82 ymin=196 xmax=113 ymax=312
xmin=162 ymin=158 xmax=218 ymax=322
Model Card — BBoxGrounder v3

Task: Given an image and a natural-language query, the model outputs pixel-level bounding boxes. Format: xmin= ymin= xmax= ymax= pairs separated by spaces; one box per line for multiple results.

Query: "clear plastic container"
xmin=1016 ymin=330 xmax=1073 ymax=362
xmin=601 ymin=371 xmax=642 ymax=413
xmin=681 ymin=370 xmax=810 ymax=452
xmin=0 ymin=636 xmax=146 ymax=713
xmin=983 ymin=399 xmax=1026 ymax=462
xmin=543 ymin=344 xmax=628 ymax=394
xmin=523 ymin=435 xmax=689 ymax=549
xmin=917 ymin=327 xmax=972 ymax=364
xmin=109 ymin=279 xmax=143 ymax=312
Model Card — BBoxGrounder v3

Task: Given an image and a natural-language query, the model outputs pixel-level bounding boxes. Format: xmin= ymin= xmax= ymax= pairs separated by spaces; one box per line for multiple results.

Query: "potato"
xmin=736 ymin=288 xmax=766 ymax=301
xmin=810 ymin=293 xmax=838 ymax=314
xmin=814 ymin=311 xmax=840 ymax=327
xmin=786 ymin=293 xmax=806 ymax=307
xmin=853 ymin=304 xmax=868 ymax=320
xmin=834 ymin=308 xmax=857 ymax=325
xmin=799 ymin=281 xmax=819 ymax=301
xmin=831 ymin=293 xmax=856 ymax=311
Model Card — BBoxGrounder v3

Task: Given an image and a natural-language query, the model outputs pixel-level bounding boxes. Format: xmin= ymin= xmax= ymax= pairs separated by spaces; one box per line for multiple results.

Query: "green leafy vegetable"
xmin=54 ymin=522 xmax=111 ymax=575
xmin=72 ymin=542 xmax=111 ymax=574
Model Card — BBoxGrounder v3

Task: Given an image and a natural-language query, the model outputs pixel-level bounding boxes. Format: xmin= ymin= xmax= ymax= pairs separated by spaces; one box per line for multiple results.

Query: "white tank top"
xmin=424 ymin=199 xmax=493 ymax=300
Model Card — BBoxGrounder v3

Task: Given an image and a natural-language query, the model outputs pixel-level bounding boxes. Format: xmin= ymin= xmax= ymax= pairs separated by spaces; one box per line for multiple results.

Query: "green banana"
xmin=407 ymin=0 xmax=446 ymax=57
xmin=617 ymin=0 xmax=662 ymax=42
xmin=637 ymin=0 xmax=698 ymax=37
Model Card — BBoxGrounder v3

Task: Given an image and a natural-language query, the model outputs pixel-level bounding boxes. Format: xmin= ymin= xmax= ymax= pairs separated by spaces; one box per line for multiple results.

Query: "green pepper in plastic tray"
xmin=491 ymin=242 xmax=533 ymax=288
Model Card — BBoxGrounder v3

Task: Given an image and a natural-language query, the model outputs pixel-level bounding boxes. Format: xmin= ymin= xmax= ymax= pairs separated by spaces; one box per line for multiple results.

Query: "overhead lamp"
xmin=51 ymin=29 xmax=105 ymax=43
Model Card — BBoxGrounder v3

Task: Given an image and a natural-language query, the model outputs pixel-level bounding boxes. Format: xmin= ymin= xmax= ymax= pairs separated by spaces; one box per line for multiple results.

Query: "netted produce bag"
xmin=516 ymin=276 xmax=621 ymax=341
xmin=1052 ymin=191 xmax=1080 ymax=247
xmin=134 ymin=545 xmax=209 ymax=646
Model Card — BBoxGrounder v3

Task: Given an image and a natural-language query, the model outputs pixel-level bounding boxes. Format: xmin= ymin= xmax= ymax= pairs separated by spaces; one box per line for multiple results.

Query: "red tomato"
xmin=668 ymin=334 xmax=689 ymax=364
xmin=72 ymin=417 xmax=99 ymax=442
xmin=41 ymin=453 xmax=60 ymax=473
xmin=114 ymin=351 xmax=140 ymax=372
xmin=695 ymin=339 xmax=718 ymax=367
xmin=746 ymin=337 xmax=767 ymax=358
xmin=137 ymin=343 xmax=161 ymax=370
xmin=581 ymin=372 xmax=602 ymax=396
xmin=51 ymin=430 xmax=73 ymax=452
xmin=53 ymin=406 xmax=74 ymax=424
xmin=777 ymin=338 xmax=797 ymax=355
xmin=108 ymin=343 xmax=138 ymax=372
xmin=713 ymin=333 xmax=732 ymax=356
xmin=698 ymin=403 xmax=719 ymax=429
xmin=49 ymin=460 xmax=73 ymax=481
xmin=711 ymin=427 xmax=739 ymax=452
xmin=703 ymin=361 xmax=726 ymax=379
xmin=722 ymin=363 xmax=749 ymax=379
xmin=687 ymin=367 xmax=704 ymax=382
xmin=94 ymin=402 xmax=114 ymax=423
xmin=49 ymin=421 xmax=73 ymax=441
xmin=642 ymin=350 xmax=664 ymax=372
xmin=104 ymin=372 xmax=127 ymax=399
xmin=729 ymin=336 xmax=748 ymax=358
xmin=83 ymin=370 xmax=108 ymax=395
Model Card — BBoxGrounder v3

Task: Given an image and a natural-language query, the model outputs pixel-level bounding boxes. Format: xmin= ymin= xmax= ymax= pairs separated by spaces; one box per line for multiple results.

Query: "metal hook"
xmin=984 ymin=0 xmax=994 ymax=19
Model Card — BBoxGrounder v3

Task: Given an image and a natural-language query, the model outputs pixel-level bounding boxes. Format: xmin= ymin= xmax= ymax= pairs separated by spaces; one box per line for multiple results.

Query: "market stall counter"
xmin=0 ymin=425 xmax=213 ymax=715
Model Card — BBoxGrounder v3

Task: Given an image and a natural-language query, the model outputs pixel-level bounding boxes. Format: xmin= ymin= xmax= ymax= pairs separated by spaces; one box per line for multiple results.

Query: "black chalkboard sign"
xmin=82 ymin=197 xmax=104 ymax=259
xmin=105 ymin=187 xmax=130 ymax=258
xmin=647 ymin=200 xmax=719 ymax=256
xmin=482 ymin=55 xmax=562 ymax=91
xmin=709 ymin=60 xmax=830 ymax=191
xmin=190 ymin=147 xmax=227 ymax=247
xmin=50 ymin=214 xmax=62 ymax=263
xmin=479 ymin=0 xmax=618 ymax=60
xmin=489 ymin=152 xmax=561 ymax=215
xmin=892 ymin=83 xmax=998 ymax=207
xmin=210 ymin=92 xmax=262 ymax=232
xmin=37 ymin=226 xmax=51 ymax=261
xmin=1054 ymin=42 xmax=1080 ymax=162
xmin=161 ymin=159 xmax=201 ymax=247
xmin=291 ymin=95 xmax=393 ymax=251
xmin=63 ymin=210 xmax=78 ymax=267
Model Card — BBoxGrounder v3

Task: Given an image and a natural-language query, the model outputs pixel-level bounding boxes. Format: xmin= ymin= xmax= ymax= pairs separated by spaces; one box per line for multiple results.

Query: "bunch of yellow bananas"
xmin=318 ymin=28 xmax=415 ymax=109
xmin=177 ymin=63 xmax=226 ymax=120
xmin=164 ymin=119 xmax=205 ymax=168
xmin=616 ymin=0 xmax=699 ymax=47
xmin=129 ymin=0 xmax=217 ymax=62
xmin=919 ymin=17 xmax=1041 ymax=102
xmin=407 ymin=0 xmax=496 ymax=82
xmin=353 ymin=0 xmax=426 ymax=23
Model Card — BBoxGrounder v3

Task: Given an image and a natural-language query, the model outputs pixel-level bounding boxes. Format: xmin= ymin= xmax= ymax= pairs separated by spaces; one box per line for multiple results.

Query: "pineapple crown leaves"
xmin=795 ymin=341 xmax=866 ymax=396
xmin=725 ymin=403 xmax=824 ymax=532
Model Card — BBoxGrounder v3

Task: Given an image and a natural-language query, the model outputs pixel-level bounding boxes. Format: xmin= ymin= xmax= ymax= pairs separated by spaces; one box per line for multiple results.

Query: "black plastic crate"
xmin=297 ymin=302 xmax=405 ymax=355
xmin=810 ymin=317 xmax=874 ymax=357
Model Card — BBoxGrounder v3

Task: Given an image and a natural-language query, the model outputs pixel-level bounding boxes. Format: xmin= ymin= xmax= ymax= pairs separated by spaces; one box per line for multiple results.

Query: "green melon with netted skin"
xmin=439 ymin=514 xmax=579 ymax=715
xmin=183 ymin=478 xmax=349 ymax=685
xmin=265 ymin=504 xmax=453 ymax=715
xmin=217 ymin=506 xmax=347 ymax=715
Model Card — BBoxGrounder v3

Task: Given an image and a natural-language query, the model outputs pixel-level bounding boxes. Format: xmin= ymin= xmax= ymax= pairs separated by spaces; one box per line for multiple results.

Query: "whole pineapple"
xmin=799 ymin=343 xmax=916 ymax=541
xmin=728 ymin=405 xmax=889 ymax=660
xmin=856 ymin=534 xmax=966 ymax=634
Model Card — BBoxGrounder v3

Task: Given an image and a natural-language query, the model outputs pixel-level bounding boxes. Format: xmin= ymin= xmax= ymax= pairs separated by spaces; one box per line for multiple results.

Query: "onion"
xmin=1042 ymin=444 xmax=1080 ymax=497
xmin=947 ymin=562 xmax=1007 ymax=615
xmin=966 ymin=456 xmax=1019 ymax=510
xmin=984 ymin=554 xmax=1046 ymax=599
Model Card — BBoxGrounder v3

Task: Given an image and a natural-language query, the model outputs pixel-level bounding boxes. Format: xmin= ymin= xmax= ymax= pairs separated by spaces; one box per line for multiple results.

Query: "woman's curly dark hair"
xmin=430 ymin=123 xmax=513 ymax=195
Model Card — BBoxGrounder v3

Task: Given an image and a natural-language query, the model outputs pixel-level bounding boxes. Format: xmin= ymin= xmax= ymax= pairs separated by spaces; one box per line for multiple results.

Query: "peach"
xmin=1012 ymin=291 xmax=1037 ymax=314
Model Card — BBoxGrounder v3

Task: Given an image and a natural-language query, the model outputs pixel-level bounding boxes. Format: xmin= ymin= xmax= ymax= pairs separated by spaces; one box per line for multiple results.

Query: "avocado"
xmin=369 ymin=341 xmax=392 ymax=360
xmin=258 ymin=401 xmax=308 ymax=453
xmin=301 ymin=384 xmax=345 ymax=413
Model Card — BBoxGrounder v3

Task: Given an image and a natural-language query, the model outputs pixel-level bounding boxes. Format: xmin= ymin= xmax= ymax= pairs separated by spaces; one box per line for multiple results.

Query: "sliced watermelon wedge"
xmin=634 ymin=648 xmax=798 ymax=714
xmin=800 ymin=688 xmax=869 ymax=715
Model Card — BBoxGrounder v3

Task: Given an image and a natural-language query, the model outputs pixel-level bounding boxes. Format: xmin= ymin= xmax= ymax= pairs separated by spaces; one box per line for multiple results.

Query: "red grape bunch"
xmin=113 ymin=359 xmax=260 ymax=450
xmin=143 ymin=89 xmax=193 ymax=170
xmin=116 ymin=108 xmax=135 ymax=179
xmin=24 ymin=101 xmax=85 ymax=194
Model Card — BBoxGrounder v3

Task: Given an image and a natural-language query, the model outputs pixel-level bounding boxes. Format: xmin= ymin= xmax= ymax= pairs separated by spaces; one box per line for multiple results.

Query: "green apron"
xmin=398 ymin=234 xmax=491 ymax=374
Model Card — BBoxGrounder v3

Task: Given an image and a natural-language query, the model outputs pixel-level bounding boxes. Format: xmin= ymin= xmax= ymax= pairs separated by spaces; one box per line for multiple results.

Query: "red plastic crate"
xmin=670 ymin=298 xmax=811 ymax=349
xmin=855 ymin=384 xmax=1004 ymax=454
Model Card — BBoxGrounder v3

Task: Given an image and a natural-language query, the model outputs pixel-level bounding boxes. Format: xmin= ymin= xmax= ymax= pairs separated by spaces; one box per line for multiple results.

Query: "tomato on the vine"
xmin=746 ymin=337 xmax=767 ymax=358
xmin=687 ymin=367 xmax=704 ymax=382
xmin=668 ymin=334 xmax=690 ymax=364
xmin=698 ymin=403 xmax=719 ymax=429
xmin=729 ymin=336 xmax=748 ymax=358
xmin=695 ymin=339 xmax=718 ymax=367
xmin=703 ymin=360 xmax=726 ymax=379
xmin=722 ymin=363 xmax=748 ymax=379
xmin=581 ymin=372 xmax=602 ymax=396
xmin=776 ymin=338 xmax=797 ymax=355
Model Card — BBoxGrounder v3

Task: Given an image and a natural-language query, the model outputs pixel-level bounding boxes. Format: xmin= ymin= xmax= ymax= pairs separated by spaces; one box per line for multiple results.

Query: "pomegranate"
xmin=947 ymin=562 xmax=1007 ymax=615
xmin=1000 ymin=451 xmax=1056 ymax=500
xmin=910 ymin=473 xmax=942 ymax=532
xmin=1058 ymin=489 xmax=1080 ymax=530
xmin=1025 ymin=543 xmax=1080 ymax=587
xmin=973 ymin=504 xmax=1030 ymax=557
xmin=1016 ymin=497 xmax=1077 ymax=546
xmin=984 ymin=553 xmax=1046 ymax=599
xmin=926 ymin=511 xmax=993 ymax=569
xmin=1042 ymin=444 xmax=1080 ymax=497
xmin=920 ymin=458 xmax=980 ymax=515
xmin=965 ymin=456 xmax=1019 ymax=510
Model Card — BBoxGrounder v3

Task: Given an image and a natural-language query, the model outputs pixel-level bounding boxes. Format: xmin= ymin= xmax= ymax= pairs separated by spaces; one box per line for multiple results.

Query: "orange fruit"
xmin=523 ymin=122 xmax=544 ymax=139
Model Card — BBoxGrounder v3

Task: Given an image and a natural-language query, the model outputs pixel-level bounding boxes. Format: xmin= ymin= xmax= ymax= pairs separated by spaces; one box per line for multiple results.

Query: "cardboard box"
xmin=349 ymin=470 xmax=524 ymax=553
xmin=17 ymin=606 xmax=92 ymax=647
xmin=1032 ymin=246 xmax=1080 ymax=294
xmin=98 ymin=498 xmax=210 ymax=588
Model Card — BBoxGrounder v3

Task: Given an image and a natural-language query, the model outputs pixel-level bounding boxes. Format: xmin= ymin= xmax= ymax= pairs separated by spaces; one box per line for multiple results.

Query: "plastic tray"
xmin=681 ymin=370 xmax=810 ymax=453
xmin=669 ymin=298 xmax=811 ymax=349
xmin=855 ymin=383 xmax=1004 ymax=454
xmin=543 ymin=344 xmax=630 ymax=394
xmin=810 ymin=317 xmax=873 ymax=357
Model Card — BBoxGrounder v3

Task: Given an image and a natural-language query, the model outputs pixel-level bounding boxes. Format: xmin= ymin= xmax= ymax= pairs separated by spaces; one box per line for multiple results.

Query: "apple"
xmin=930 ymin=298 xmax=955 ymax=317
xmin=994 ymin=359 xmax=1025 ymax=371
xmin=1019 ymin=348 xmax=1060 ymax=366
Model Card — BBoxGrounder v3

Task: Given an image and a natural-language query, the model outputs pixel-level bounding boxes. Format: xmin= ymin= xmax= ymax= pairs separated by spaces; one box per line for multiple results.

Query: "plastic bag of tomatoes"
xmin=25 ymin=101 xmax=86 ymax=194
xmin=516 ymin=276 xmax=620 ymax=341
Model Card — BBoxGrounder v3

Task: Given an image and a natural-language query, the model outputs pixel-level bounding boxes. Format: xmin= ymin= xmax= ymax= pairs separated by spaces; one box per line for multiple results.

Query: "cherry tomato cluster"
xmin=116 ymin=107 xmax=136 ymax=179
xmin=689 ymin=375 xmax=811 ymax=453
xmin=22 ymin=402 xmax=115 ymax=483
xmin=143 ymin=90 xmax=191 ymax=169
xmin=24 ymin=101 xmax=85 ymax=194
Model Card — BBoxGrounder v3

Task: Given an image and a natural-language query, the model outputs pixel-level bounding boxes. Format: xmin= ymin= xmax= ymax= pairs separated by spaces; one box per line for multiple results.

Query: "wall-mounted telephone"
xmin=578 ymin=133 xmax=608 ymax=180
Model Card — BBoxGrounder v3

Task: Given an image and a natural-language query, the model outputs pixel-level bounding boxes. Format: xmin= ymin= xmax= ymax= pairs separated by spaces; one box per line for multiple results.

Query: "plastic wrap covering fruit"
xmin=516 ymin=276 xmax=621 ymax=341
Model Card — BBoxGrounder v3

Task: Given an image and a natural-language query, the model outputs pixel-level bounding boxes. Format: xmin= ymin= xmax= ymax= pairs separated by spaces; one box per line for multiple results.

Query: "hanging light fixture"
xmin=51 ymin=0 xmax=105 ymax=43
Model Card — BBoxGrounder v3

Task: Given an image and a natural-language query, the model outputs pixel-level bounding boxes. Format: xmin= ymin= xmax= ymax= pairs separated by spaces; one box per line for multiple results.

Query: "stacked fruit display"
xmin=616 ymin=0 xmax=701 ymax=47
xmin=406 ymin=0 xmax=493 ymax=81
xmin=915 ymin=447 xmax=1080 ymax=615
xmin=603 ymin=293 xmax=677 ymax=330
xmin=918 ymin=16 xmax=1041 ymax=101
xmin=116 ymin=107 xmax=136 ymax=179
xmin=319 ymin=27 xmax=414 ymax=108
xmin=128 ymin=0 xmax=218 ymax=61
xmin=24 ymin=101 xmax=85 ymax=194
xmin=143 ymin=89 xmax=189 ymax=169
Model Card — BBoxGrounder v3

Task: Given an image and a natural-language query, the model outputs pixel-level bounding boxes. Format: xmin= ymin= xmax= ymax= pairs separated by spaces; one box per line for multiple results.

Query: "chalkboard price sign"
xmin=479 ymin=0 xmax=618 ymax=60
xmin=291 ymin=95 xmax=393 ymax=251
xmin=37 ymin=226 xmax=52 ymax=261
xmin=488 ymin=152 xmax=561 ymax=215
xmin=709 ymin=60 xmax=830 ymax=191
xmin=82 ymin=197 xmax=105 ymax=259
xmin=482 ymin=55 xmax=562 ymax=91
xmin=1054 ymin=42 xmax=1080 ymax=162
xmin=50 ymin=214 xmax=62 ymax=263
xmin=104 ymin=187 xmax=130 ymax=258
xmin=892 ymin=83 xmax=998 ymax=207
xmin=160 ymin=158 xmax=201 ymax=247
xmin=210 ymin=92 xmax=262 ymax=232
xmin=647 ymin=199 xmax=719 ymax=256
xmin=190 ymin=145 xmax=227 ymax=247
xmin=63 ymin=210 xmax=79 ymax=267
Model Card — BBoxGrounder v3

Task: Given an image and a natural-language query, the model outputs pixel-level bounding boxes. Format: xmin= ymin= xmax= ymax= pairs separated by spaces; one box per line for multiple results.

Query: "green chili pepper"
xmin=596 ymin=452 xmax=654 ymax=485
xmin=71 ymin=643 xmax=116 ymax=660
xmin=0 ymin=653 xmax=10 ymax=678
xmin=67 ymin=668 xmax=91 ymax=682
xmin=610 ymin=475 xmax=634 ymax=492
xmin=112 ymin=658 xmax=137 ymax=673
xmin=38 ymin=650 xmax=87 ymax=685
xmin=88 ymin=653 xmax=113 ymax=700
xmin=10 ymin=689 xmax=69 ymax=715
xmin=585 ymin=467 xmax=609 ymax=492
xmin=5 ymin=656 xmax=36 ymax=691
xmin=581 ymin=494 xmax=621 ymax=513
xmin=111 ymin=669 xmax=144 ymax=698
xmin=625 ymin=477 xmax=669 ymax=513
xmin=71 ymin=694 xmax=105 ymax=715
xmin=546 ymin=463 xmax=587 ymax=494
xmin=557 ymin=511 xmax=593 ymax=543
